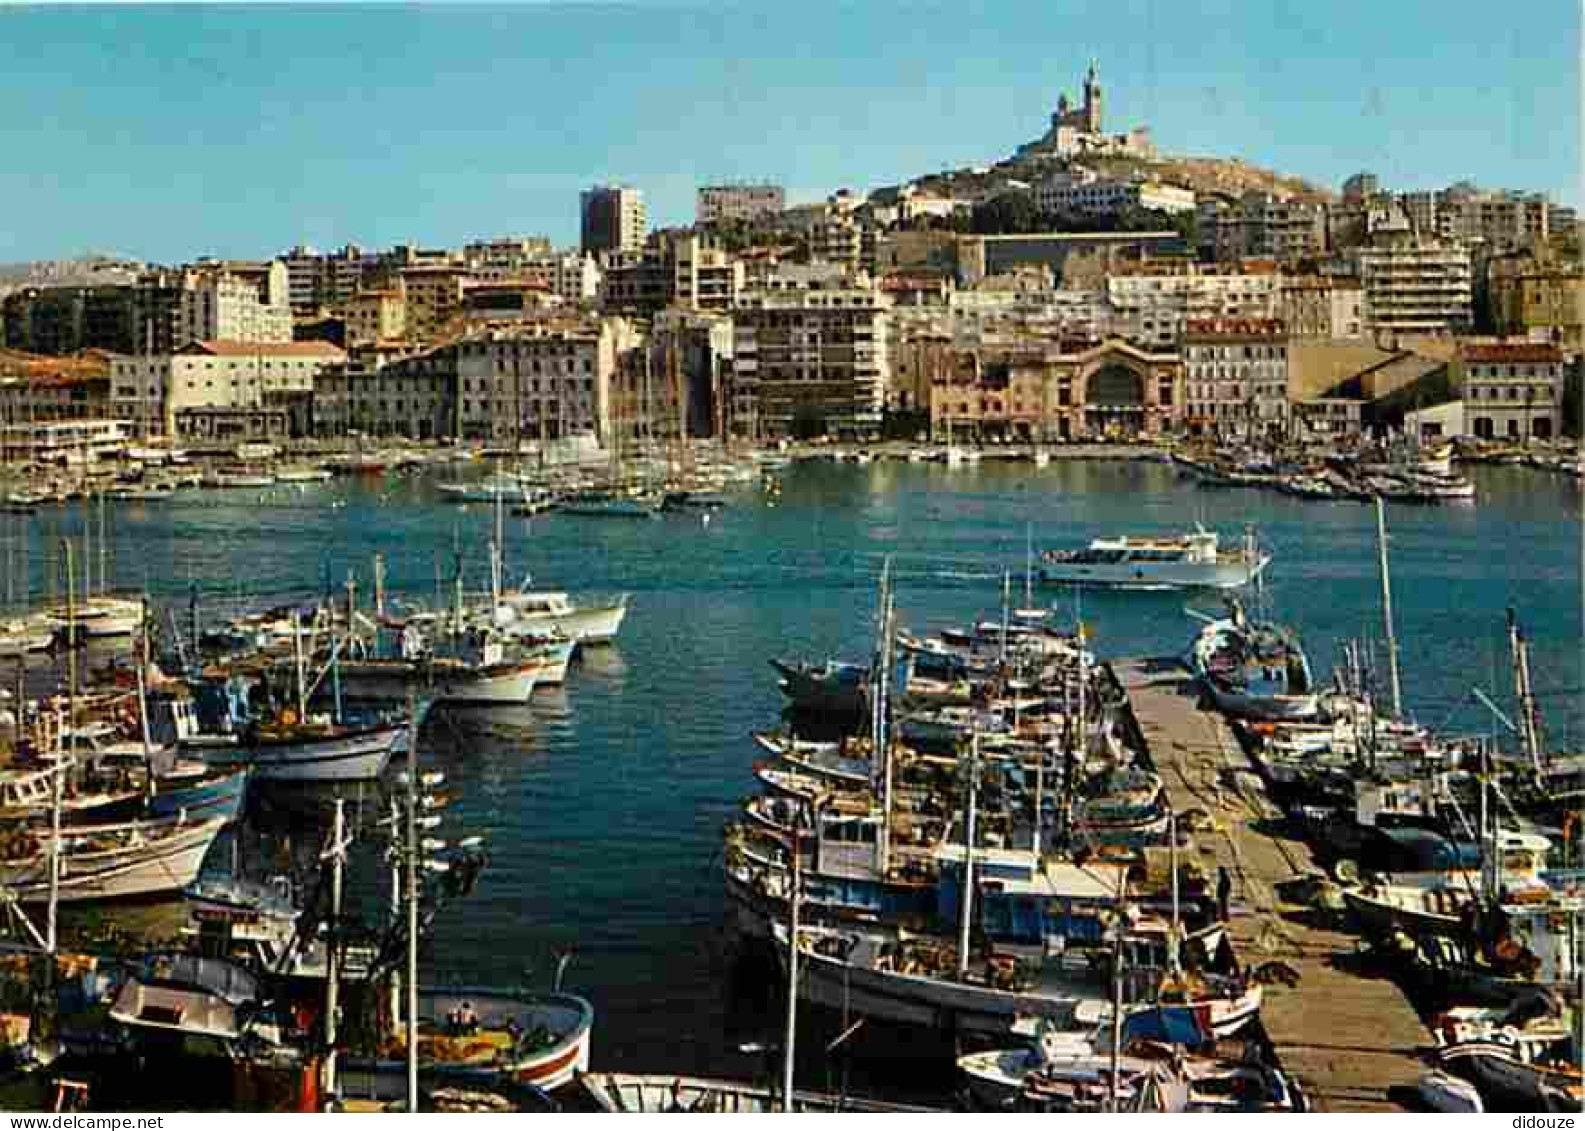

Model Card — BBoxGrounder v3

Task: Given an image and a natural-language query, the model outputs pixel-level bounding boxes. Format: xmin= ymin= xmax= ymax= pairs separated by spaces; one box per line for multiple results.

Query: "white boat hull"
xmin=782 ymin=930 xmax=1089 ymax=1038
xmin=1041 ymin=556 xmax=1267 ymax=590
xmin=5 ymin=818 xmax=224 ymax=902
xmin=498 ymin=603 xmax=627 ymax=645
xmin=194 ymin=725 xmax=399 ymax=782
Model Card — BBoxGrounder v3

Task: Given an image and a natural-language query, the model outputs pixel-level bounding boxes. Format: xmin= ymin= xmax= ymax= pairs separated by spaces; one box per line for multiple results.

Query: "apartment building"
xmin=399 ymin=264 xmax=472 ymax=343
xmin=732 ymin=286 xmax=892 ymax=438
xmin=454 ymin=319 xmax=636 ymax=444
xmin=1197 ymin=193 xmax=1327 ymax=264
xmin=1033 ymin=172 xmax=1195 ymax=218
xmin=601 ymin=234 xmax=744 ymax=316
xmin=580 ymin=185 xmax=647 ymax=256
xmin=2 ymin=285 xmax=139 ymax=356
xmin=314 ymin=346 xmax=452 ymax=441
xmin=1455 ymin=340 xmax=1566 ymax=441
xmin=110 ymin=340 xmax=345 ymax=436
xmin=1105 ymin=264 xmax=1280 ymax=349
xmin=1278 ymin=277 xmax=1365 ymax=339
xmin=696 ymin=183 xmax=786 ymax=225
xmin=281 ymin=244 xmax=377 ymax=318
xmin=342 ymin=289 xmax=408 ymax=346
xmin=1356 ymin=240 xmax=1473 ymax=337
xmin=1182 ymin=317 xmax=1290 ymax=435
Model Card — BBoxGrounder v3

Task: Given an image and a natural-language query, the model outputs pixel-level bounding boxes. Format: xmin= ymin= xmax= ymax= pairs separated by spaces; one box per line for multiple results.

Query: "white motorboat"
xmin=491 ymin=590 xmax=628 ymax=645
xmin=1039 ymin=529 xmax=1268 ymax=590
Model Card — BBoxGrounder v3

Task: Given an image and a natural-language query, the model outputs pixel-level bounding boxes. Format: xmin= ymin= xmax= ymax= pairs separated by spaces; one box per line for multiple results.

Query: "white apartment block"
xmin=733 ymin=287 xmax=892 ymax=438
xmin=1182 ymin=318 xmax=1289 ymax=433
xmin=165 ymin=265 xmax=293 ymax=348
xmin=697 ymin=183 xmax=785 ymax=225
xmin=111 ymin=340 xmax=345 ymax=436
xmin=1356 ymin=241 xmax=1473 ymax=337
xmin=1106 ymin=269 xmax=1279 ymax=349
xmin=1034 ymin=173 xmax=1195 ymax=218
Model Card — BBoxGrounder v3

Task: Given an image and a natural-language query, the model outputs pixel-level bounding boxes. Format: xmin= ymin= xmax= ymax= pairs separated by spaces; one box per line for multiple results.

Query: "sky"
xmin=0 ymin=0 xmax=1578 ymax=263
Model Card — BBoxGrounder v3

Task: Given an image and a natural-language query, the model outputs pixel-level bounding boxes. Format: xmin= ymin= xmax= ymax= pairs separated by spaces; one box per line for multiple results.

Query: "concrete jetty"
xmin=1114 ymin=657 xmax=1429 ymax=1113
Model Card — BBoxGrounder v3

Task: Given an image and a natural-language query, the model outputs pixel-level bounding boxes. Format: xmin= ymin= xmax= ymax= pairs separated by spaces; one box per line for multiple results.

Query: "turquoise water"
xmin=4 ymin=460 xmax=1581 ymax=1081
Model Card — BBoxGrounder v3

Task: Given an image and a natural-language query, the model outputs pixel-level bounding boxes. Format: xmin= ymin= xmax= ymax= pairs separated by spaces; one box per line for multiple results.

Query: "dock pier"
xmin=1114 ymin=658 xmax=1429 ymax=1112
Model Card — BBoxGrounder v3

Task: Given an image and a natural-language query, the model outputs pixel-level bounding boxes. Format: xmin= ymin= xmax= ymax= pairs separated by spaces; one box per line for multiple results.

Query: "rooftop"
xmin=1460 ymin=342 xmax=1564 ymax=363
xmin=179 ymin=340 xmax=346 ymax=359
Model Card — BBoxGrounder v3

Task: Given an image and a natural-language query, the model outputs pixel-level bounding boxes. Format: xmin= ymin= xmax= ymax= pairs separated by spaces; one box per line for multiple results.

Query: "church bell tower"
xmin=1082 ymin=60 xmax=1102 ymax=132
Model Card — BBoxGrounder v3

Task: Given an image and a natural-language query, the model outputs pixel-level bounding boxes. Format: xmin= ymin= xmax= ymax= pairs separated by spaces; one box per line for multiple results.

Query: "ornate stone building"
xmin=930 ymin=337 xmax=1181 ymax=441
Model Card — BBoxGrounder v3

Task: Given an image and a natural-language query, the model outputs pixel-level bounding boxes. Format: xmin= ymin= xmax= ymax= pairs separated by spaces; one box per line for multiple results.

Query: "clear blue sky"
xmin=0 ymin=0 xmax=1577 ymax=263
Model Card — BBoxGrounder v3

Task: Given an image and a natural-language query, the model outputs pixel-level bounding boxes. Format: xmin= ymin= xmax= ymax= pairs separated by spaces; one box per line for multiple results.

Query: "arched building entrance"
xmin=1084 ymin=361 xmax=1147 ymax=436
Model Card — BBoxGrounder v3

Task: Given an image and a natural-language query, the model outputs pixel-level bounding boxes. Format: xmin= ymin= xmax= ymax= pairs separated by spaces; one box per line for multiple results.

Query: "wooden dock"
xmin=1114 ymin=658 xmax=1429 ymax=1113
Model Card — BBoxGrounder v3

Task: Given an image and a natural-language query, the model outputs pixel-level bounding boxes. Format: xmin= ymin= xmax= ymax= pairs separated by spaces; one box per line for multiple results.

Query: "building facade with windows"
xmin=1454 ymin=341 xmax=1565 ymax=441
xmin=1181 ymin=318 xmax=1289 ymax=436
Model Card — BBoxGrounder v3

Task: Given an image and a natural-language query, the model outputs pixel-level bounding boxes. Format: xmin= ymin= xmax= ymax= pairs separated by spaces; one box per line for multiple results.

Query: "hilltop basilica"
xmin=1016 ymin=62 xmax=1156 ymax=161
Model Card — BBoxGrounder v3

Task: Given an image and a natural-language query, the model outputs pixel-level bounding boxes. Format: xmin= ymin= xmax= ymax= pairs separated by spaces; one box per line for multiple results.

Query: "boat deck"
xmin=1113 ymin=658 xmax=1429 ymax=1113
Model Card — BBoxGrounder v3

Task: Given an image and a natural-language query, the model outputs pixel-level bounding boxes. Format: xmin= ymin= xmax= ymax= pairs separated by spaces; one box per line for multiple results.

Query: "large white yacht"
xmin=1038 ymin=529 xmax=1267 ymax=590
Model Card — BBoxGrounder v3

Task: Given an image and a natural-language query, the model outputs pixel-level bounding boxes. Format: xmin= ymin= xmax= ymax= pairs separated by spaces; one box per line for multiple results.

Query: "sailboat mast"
xmin=1375 ymin=497 xmax=1403 ymax=718
xmin=1508 ymin=609 xmax=1544 ymax=773
xmin=324 ymin=798 xmax=346 ymax=1097
xmin=956 ymin=729 xmax=979 ymax=979
xmin=782 ymin=802 xmax=803 ymax=1113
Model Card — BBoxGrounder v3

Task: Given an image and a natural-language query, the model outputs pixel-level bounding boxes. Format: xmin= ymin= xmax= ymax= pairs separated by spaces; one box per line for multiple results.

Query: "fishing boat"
xmin=774 ymin=921 xmax=1099 ymax=1039
xmin=43 ymin=596 xmax=145 ymax=640
xmin=1416 ymin=1069 xmax=1485 ymax=1112
xmin=187 ymin=715 xmax=403 ymax=783
xmin=0 ymin=618 xmax=54 ymax=657
xmin=769 ymin=658 xmax=869 ymax=716
xmin=1433 ymin=1007 xmax=1584 ymax=1112
xmin=337 ymin=990 xmax=595 ymax=1098
xmin=1188 ymin=603 xmax=1318 ymax=721
xmin=752 ymin=732 xmax=872 ymax=790
xmin=578 ymin=1074 xmax=935 ymax=1113
xmin=0 ymin=813 xmax=226 ymax=902
xmin=1038 ymin=530 xmax=1267 ymax=591
xmin=557 ymin=489 xmax=662 ymax=518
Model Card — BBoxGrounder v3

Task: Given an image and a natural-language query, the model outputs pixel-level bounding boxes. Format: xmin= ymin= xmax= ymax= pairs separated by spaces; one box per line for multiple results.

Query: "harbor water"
xmin=3 ymin=458 xmax=1580 ymax=1088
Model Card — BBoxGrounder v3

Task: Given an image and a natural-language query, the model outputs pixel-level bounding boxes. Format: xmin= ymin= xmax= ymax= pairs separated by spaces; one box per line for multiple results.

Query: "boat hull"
xmin=1040 ymin=557 xmax=1266 ymax=591
xmin=6 ymin=817 xmax=224 ymax=902
xmin=498 ymin=603 xmax=626 ymax=646
xmin=338 ymin=991 xmax=593 ymax=1099
xmin=192 ymin=725 xmax=399 ymax=783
